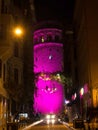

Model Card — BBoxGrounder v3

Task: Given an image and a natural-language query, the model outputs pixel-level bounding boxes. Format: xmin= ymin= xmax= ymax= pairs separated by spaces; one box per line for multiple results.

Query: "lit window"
xmin=41 ymin=37 xmax=44 ymax=42
xmin=49 ymin=55 xmax=52 ymax=60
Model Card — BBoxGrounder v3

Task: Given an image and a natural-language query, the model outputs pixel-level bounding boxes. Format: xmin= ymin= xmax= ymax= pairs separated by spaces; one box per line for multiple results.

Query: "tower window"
xmin=47 ymin=35 xmax=52 ymax=42
xmin=40 ymin=35 xmax=45 ymax=43
xmin=55 ymin=35 xmax=60 ymax=42
xmin=41 ymin=36 xmax=44 ymax=42
xmin=34 ymin=38 xmax=38 ymax=44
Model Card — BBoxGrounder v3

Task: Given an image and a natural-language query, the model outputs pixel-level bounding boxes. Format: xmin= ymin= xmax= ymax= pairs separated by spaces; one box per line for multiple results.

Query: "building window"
xmin=0 ymin=25 xmax=2 ymax=38
xmin=14 ymin=42 xmax=19 ymax=57
xmin=0 ymin=24 xmax=5 ymax=39
xmin=74 ymin=45 xmax=77 ymax=61
xmin=0 ymin=60 xmax=2 ymax=78
xmin=75 ymin=67 xmax=78 ymax=81
xmin=3 ymin=64 xmax=5 ymax=81
xmin=14 ymin=68 xmax=18 ymax=84
xmin=1 ymin=0 xmax=7 ymax=13
xmin=1 ymin=0 xmax=4 ymax=13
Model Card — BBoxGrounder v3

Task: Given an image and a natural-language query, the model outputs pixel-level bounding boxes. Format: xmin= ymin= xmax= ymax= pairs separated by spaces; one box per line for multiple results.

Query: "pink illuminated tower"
xmin=33 ymin=22 xmax=65 ymax=115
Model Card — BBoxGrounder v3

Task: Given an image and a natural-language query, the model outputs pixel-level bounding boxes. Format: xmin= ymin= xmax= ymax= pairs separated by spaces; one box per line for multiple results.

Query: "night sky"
xmin=34 ymin=0 xmax=75 ymax=24
xmin=13 ymin=0 xmax=75 ymax=25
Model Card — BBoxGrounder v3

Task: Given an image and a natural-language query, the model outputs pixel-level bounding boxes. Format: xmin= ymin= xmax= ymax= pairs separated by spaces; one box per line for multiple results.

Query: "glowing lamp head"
xmin=14 ymin=27 xmax=23 ymax=37
xmin=80 ymin=88 xmax=84 ymax=96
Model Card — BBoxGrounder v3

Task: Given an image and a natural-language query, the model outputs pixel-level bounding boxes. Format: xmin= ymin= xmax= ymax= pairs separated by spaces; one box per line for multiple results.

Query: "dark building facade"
xmin=73 ymin=0 xmax=98 ymax=119
xmin=0 ymin=0 xmax=36 ymax=129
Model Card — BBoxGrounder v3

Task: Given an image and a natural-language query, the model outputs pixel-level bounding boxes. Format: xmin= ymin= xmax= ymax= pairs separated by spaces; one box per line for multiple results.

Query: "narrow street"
xmin=22 ymin=124 xmax=71 ymax=130
xmin=18 ymin=119 xmax=98 ymax=130
xmin=17 ymin=119 xmax=75 ymax=130
xmin=19 ymin=123 xmax=75 ymax=130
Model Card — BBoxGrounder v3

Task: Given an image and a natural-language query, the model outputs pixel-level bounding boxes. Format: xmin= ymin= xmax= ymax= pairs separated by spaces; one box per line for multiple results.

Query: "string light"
xmin=38 ymin=73 xmax=66 ymax=85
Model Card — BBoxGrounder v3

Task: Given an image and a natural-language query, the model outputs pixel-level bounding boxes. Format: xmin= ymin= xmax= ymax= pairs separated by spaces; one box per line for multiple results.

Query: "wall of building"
xmin=0 ymin=0 xmax=24 ymax=129
xmin=73 ymin=0 xmax=98 ymax=118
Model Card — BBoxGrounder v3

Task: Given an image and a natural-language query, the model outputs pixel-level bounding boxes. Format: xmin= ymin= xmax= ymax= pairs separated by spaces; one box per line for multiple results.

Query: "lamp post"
xmin=7 ymin=26 xmax=24 ymax=121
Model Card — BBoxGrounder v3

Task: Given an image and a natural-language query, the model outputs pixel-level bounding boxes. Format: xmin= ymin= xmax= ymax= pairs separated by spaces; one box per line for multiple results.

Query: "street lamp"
xmin=13 ymin=27 xmax=24 ymax=37
xmin=80 ymin=88 xmax=84 ymax=118
xmin=80 ymin=88 xmax=84 ymax=97
xmin=15 ymin=28 xmax=22 ymax=35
